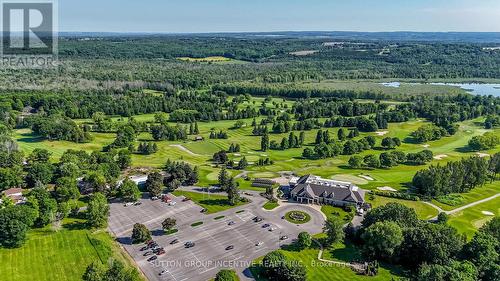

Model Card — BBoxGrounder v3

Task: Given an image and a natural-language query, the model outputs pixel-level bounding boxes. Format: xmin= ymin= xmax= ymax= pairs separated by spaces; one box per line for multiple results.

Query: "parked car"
xmin=134 ymin=202 xmax=142 ymax=206
xmin=228 ymin=221 xmax=235 ymax=226
xmin=268 ymin=227 xmax=276 ymax=232
xmin=262 ymin=223 xmax=270 ymax=228
xmin=182 ymin=197 xmax=191 ymax=202
xmin=156 ymin=249 xmax=166 ymax=255
xmin=255 ymin=242 xmax=263 ymax=247
xmin=280 ymin=235 xmax=288 ymax=240
xmin=225 ymin=245 xmax=234 ymax=250
xmin=170 ymin=239 xmax=179 ymax=245
xmin=123 ymin=202 xmax=133 ymax=207
xmin=153 ymin=247 xmax=164 ymax=254
xmin=147 ymin=256 xmax=158 ymax=262
xmin=143 ymin=251 xmax=153 ymax=256
xmin=200 ymin=208 xmax=207 ymax=213
xmin=140 ymin=246 xmax=148 ymax=251
xmin=185 ymin=241 xmax=195 ymax=248
xmin=151 ymin=196 xmax=159 ymax=201
xmin=253 ymin=217 xmax=263 ymax=222
xmin=159 ymin=270 xmax=168 ymax=276
xmin=168 ymin=201 xmax=176 ymax=206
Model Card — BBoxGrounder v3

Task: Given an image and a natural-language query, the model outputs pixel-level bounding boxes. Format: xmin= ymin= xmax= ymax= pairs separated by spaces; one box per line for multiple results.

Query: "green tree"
xmin=362 ymin=202 xmax=419 ymax=228
xmin=218 ymin=167 xmax=229 ymax=190
xmin=118 ymin=179 xmax=141 ymax=202
xmin=131 ymin=223 xmax=151 ymax=243
xmin=116 ymin=150 xmax=132 ymax=169
xmin=82 ymin=262 xmax=106 ymax=281
xmin=226 ymin=177 xmax=240 ymax=206
xmin=145 ymin=172 xmax=164 ymax=197
xmin=337 ymin=128 xmax=346 ymax=141
xmin=297 ymin=232 xmax=312 ymax=249
xmin=26 ymin=162 xmax=54 ymax=188
xmin=348 ymin=156 xmax=363 ymax=168
xmin=415 ymin=261 xmax=478 ymax=281
xmin=54 ymin=177 xmax=80 ymax=202
xmin=261 ymin=133 xmax=269 ymax=151
xmin=162 ymin=218 xmax=176 ymax=232
xmin=324 ymin=216 xmax=345 ymax=246
xmin=363 ymin=154 xmax=380 ymax=168
xmin=215 ymin=269 xmax=238 ymax=281
xmin=87 ymin=192 xmax=109 ymax=228
xmin=361 ymin=221 xmax=403 ymax=260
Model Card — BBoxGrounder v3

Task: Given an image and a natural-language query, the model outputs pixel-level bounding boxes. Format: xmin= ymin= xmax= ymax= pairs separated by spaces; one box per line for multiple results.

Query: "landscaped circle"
xmin=284 ymin=211 xmax=311 ymax=224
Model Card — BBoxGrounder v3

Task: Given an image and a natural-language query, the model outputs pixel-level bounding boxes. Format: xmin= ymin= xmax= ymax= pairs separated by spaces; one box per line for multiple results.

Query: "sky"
xmin=59 ymin=0 xmax=500 ymax=33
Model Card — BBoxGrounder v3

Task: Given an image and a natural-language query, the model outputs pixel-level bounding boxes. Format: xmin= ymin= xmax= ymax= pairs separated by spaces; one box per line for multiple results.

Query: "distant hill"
xmin=59 ymin=31 xmax=500 ymax=43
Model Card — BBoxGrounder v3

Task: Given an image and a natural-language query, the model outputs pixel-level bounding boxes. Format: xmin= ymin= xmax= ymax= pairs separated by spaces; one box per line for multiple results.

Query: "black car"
xmin=147 ymin=256 xmax=158 ymax=262
xmin=140 ymin=246 xmax=148 ymax=251
xmin=170 ymin=239 xmax=179 ymax=245
xmin=185 ymin=242 xmax=195 ymax=248
xmin=225 ymin=245 xmax=234 ymax=250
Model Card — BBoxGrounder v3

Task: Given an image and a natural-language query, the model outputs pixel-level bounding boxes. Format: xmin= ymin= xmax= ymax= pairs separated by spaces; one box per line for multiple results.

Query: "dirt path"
xmin=426 ymin=193 xmax=500 ymax=220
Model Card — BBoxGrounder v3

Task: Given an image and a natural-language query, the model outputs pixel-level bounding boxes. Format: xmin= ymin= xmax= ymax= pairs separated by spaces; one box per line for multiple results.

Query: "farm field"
xmin=0 ymin=218 xmax=138 ymax=281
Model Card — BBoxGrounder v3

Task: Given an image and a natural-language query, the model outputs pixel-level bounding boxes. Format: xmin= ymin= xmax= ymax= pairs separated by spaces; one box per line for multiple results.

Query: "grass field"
xmin=12 ymin=97 xmax=500 ymax=222
xmin=263 ymin=201 xmax=279 ymax=210
xmin=172 ymin=190 xmax=247 ymax=214
xmin=448 ymin=197 xmax=500 ymax=239
xmin=367 ymin=195 xmax=438 ymax=220
xmin=431 ymin=181 xmax=500 ymax=211
xmin=177 ymin=56 xmax=247 ymax=64
xmin=0 ymin=218 xmax=137 ymax=281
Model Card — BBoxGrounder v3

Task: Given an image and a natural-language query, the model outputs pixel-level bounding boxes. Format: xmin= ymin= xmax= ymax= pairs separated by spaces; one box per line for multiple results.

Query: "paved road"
xmin=425 ymin=193 xmax=500 ymax=220
xmin=108 ymin=188 xmax=325 ymax=281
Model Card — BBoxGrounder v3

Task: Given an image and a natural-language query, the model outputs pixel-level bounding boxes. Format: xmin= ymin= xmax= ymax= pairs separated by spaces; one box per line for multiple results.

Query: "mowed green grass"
xmin=13 ymin=107 xmax=500 ymax=220
xmin=251 ymin=248 xmax=400 ymax=281
xmin=431 ymin=181 xmax=500 ymax=211
xmin=367 ymin=195 xmax=438 ymax=220
xmin=448 ymin=197 xmax=500 ymax=239
xmin=0 ymin=219 xmax=132 ymax=281
xmin=172 ymin=190 xmax=246 ymax=214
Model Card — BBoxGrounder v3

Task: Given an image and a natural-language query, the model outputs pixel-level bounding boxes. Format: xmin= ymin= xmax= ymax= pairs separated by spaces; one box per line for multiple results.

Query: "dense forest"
xmin=0 ymin=36 xmax=499 ymax=91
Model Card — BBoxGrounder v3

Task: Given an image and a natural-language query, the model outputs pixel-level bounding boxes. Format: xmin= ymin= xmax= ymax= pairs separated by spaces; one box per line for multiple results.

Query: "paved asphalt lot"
xmin=108 ymin=188 xmax=325 ymax=281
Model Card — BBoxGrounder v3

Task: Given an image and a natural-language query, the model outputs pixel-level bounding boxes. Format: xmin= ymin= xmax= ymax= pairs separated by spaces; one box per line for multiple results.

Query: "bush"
xmin=371 ymin=190 xmax=420 ymax=201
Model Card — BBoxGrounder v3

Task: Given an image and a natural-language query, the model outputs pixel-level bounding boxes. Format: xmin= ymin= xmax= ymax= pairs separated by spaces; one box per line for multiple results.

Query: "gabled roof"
xmin=291 ymin=175 xmax=365 ymax=203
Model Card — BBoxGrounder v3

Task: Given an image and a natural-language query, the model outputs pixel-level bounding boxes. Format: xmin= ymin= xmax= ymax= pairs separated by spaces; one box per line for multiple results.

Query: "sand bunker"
xmin=476 ymin=152 xmax=490 ymax=158
xmin=433 ymin=154 xmax=448 ymax=160
xmin=234 ymin=153 xmax=241 ymax=156
xmin=482 ymin=211 xmax=495 ymax=216
xmin=359 ymin=175 xmax=374 ymax=181
xmin=375 ymin=131 xmax=389 ymax=136
xmin=377 ymin=186 xmax=397 ymax=192
xmin=422 ymin=144 xmax=430 ymax=148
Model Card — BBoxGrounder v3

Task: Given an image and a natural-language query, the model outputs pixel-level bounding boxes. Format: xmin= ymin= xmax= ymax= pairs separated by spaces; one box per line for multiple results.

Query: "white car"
xmin=168 ymin=202 xmax=176 ymax=206
xmin=268 ymin=227 xmax=276 ymax=232
xmin=124 ymin=202 xmax=133 ymax=207
xmin=255 ymin=241 xmax=263 ymax=247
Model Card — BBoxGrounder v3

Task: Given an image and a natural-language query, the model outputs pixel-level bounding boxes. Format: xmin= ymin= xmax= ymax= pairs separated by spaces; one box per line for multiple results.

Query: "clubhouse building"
xmin=290 ymin=175 xmax=366 ymax=207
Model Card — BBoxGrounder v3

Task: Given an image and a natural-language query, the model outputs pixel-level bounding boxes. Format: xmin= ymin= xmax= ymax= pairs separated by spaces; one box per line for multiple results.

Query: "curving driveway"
xmin=108 ymin=187 xmax=325 ymax=281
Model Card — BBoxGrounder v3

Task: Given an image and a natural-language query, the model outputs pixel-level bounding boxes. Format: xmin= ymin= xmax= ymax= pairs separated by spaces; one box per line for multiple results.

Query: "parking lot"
xmin=108 ymin=190 xmax=325 ymax=281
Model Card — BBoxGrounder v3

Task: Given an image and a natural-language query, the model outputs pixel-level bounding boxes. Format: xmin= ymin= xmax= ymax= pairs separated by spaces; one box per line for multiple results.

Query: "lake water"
xmin=380 ymin=82 xmax=500 ymax=97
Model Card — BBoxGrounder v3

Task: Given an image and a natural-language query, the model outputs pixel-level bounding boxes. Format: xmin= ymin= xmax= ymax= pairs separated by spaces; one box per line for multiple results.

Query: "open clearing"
xmin=0 ymin=219 xmax=134 ymax=281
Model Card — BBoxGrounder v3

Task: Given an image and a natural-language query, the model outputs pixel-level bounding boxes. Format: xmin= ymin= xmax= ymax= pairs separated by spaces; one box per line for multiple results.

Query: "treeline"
xmin=412 ymin=154 xmax=499 ymax=196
